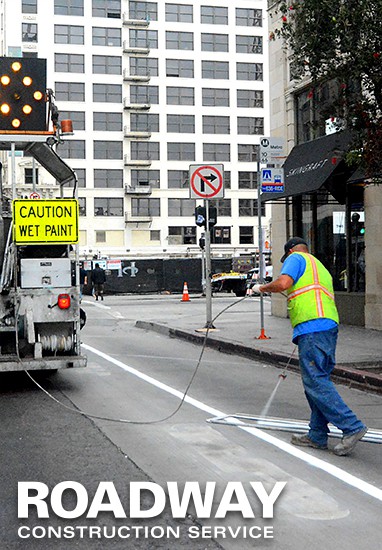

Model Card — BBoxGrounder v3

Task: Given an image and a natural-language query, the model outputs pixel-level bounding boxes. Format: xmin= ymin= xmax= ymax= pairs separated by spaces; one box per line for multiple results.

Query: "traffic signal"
xmin=0 ymin=57 xmax=47 ymax=132
xmin=351 ymin=213 xmax=365 ymax=237
xmin=194 ymin=205 xmax=218 ymax=229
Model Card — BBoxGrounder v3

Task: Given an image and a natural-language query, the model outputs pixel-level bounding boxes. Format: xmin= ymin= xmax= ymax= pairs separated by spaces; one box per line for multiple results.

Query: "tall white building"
xmin=1 ymin=0 xmax=270 ymax=261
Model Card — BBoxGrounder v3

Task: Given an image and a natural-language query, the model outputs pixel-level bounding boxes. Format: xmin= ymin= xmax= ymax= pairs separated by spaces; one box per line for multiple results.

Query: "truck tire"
xmin=234 ymin=282 xmax=247 ymax=297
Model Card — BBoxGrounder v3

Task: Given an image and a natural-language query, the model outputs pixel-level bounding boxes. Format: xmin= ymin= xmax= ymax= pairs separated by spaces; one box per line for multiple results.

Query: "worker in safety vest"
xmin=252 ymin=237 xmax=367 ymax=456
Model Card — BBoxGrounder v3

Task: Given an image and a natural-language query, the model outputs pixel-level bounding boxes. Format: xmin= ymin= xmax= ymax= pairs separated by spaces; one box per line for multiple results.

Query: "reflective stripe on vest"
xmin=287 ymin=252 xmax=339 ymax=327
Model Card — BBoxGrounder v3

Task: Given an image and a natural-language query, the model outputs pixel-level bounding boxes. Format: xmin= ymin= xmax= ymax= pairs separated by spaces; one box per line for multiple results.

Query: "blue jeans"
xmin=297 ymin=327 xmax=365 ymax=446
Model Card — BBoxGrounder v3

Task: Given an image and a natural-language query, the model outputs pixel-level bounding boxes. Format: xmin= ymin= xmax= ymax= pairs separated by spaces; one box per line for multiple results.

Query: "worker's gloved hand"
xmin=251 ymin=284 xmax=263 ymax=295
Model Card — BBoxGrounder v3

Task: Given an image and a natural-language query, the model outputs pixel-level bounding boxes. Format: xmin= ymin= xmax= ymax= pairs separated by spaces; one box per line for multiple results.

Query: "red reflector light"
xmin=58 ymin=294 xmax=71 ymax=309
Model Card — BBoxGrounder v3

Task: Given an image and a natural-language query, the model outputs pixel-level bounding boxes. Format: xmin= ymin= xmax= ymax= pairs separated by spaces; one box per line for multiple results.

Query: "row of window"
xmin=23 ymin=1 xmax=262 ymax=27
xmin=23 ymin=0 xmax=121 ymax=18
xmin=60 ymin=111 xmax=264 ymax=135
xmin=77 ymin=197 xmax=266 ymax=218
xmin=28 ymin=168 xmax=258 ymax=190
xmin=55 ymin=83 xmax=264 ymax=107
xmin=30 ymin=24 xmax=262 ymax=55
xmin=52 ymin=53 xmax=263 ymax=81
xmin=92 ymin=226 xmax=255 ymax=246
xmin=57 ymin=140 xmax=260 ymax=162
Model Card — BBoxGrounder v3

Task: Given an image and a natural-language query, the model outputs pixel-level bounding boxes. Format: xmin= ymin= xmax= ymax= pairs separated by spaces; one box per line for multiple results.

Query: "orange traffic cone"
xmin=181 ymin=282 xmax=190 ymax=302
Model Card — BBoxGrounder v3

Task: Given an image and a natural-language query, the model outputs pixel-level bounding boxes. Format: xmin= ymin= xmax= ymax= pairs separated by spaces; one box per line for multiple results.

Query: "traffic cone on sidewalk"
xmin=181 ymin=282 xmax=191 ymax=302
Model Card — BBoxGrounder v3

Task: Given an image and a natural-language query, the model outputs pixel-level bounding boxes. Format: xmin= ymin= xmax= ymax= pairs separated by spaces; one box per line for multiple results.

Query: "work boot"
xmin=333 ymin=426 xmax=368 ymax=456
xmin=291 ymin=434 xmax=328 ymax=450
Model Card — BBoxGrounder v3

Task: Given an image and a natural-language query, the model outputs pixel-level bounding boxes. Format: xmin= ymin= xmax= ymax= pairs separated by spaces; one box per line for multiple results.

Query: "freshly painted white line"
xmin=82 ymin=343 xmax=382 ymax=502
xmin=82 ymin=300 xmax=111 ymax=310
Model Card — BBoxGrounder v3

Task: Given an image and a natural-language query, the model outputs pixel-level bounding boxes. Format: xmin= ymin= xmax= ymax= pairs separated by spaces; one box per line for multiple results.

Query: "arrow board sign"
xmin=189 ymin=164 xmax=224 ymax=199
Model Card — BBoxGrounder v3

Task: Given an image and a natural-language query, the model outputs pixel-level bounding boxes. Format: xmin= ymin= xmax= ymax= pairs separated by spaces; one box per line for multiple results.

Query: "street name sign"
xmin=189 ymin=164 xmax=224 ymax=199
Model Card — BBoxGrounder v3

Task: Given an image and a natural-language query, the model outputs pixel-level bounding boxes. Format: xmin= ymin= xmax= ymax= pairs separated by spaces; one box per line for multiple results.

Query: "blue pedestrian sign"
xmin=261 ymin=168 xmax=284 ymax=193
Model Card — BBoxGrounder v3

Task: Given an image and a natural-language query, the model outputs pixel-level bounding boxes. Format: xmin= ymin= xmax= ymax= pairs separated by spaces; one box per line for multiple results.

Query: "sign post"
xmin=256 ymin=154 xmax=270 ymax=340
xmin=189 ymin=164 xmax=224 ymax=330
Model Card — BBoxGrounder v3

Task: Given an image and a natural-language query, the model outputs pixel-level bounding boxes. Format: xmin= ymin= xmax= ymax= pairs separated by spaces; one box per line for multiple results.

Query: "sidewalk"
xmin=136 ymin=295 xmax=382 ymax=393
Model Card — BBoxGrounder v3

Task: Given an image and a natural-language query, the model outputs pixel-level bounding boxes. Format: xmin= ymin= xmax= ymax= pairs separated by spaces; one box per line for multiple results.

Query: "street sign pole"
xmin=256 ymin=152 xmax=270 ymax=340
xmin=204 ymin=200 xmax=214 ymax=328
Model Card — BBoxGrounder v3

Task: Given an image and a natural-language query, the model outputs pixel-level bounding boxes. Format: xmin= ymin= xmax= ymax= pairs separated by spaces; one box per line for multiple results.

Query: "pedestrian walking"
xmin=251 ymin=237 xmax=367 ymax=456
xmin=79 ymin=263 xmax=88 ymax=302
xmin=91 ymin=262 xmax=106 ymax=301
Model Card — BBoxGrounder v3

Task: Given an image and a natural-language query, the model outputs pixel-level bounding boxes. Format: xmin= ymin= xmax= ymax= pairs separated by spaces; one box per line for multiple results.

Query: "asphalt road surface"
xmin=1 ymin=294 xmax=381 ymax=550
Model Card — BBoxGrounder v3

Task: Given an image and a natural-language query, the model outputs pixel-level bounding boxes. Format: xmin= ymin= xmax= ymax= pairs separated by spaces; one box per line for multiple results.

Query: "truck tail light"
xmin=58 ymin=293 xmax=71 ymax=309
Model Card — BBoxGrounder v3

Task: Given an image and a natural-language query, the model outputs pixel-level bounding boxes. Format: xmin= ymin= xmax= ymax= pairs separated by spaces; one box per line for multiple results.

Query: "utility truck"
xmin=0 ymin=56 xmax=86 ymax=372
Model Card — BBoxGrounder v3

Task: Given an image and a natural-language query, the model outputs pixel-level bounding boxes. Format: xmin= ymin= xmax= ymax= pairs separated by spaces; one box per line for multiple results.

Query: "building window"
xmin=60 ymin=110 xmax=86 ymax=131
xmin=131 ymin=170 xmax=160 ymax=188
xmin=168 ymin=198 xmax=196 ymax=217
xmin=167 ymin=143 xmax=195 ymax=161
xmin=55 ymin=53 xmax=84 ymax=73
xmin=239 ymin=199 xmax=265 ymax=217
xmin=78 ymin=197 xmax=86 ymax=216
xmin=94 ymin=169 xmax=123 ymax=188
xmin=167 ymin=114 xmax=195 ymax=133
xmin=22 ymin=0 xmax=37 ymax=14
xmin=211 ymin=227 xmax=231 ymax=244
xmin=73 ymin=168 xmax=86 ymax=188
xmin=54 ymin=25 xmax=84 ymax=44
xmin=238 ymin=144 xmax=258 ymax=162
xmin=166 ymin=86 xmax=194 ymax=105
xmin=129 ymin=29 xmax=158 ymax=49
xmin=131 ymin=198 xmax=160 ymax=217
xmin=239 ymin=226 xmax=254 ymax=244
xmin=150 ymin=230 xmax=160 ymax=241
xmin=54 ymin=0 xmax=84 ymax=16
xmin=130 ymin=113 xmax=159 ymax=132
xmin=236 ymin=8 xmax=262 ymax=27
xmin=55 ymin=82 xmax=85 ymax=102
xmin=201 ymin=5 xmax=228 ymax=25
xmin=24 ymin=167 xmax=38 ymax=185
xmin=166 ymin=59 xmax=194 ymax=78
xmin=168 ymin=226 xmax=196 ymax=245
xmin=237 ymin=117 xmax=264 ymax=135
xmin=129 ymin=1 xmax=158 ymax=21
xmin=92 ymin=0 xmax=121 ymax=19
xmin=22 ymin=52 xmax=38 ymax=59
xmin=202 ymin=61 xmax=229 ymax=79
xmin=131 ymin=141 xmax=160 ymax=160
xmin=224 ymin=171 xmax=231 ymax=189
xmin=92 ymin=27 xmax=121 ymax=46
xmin=95 ymin=230 xmax=106 ymax=243
xmin=94 ymin=141 xmax=123 ymax=159
xmin=94 ymin=198 xmax=124 ymax=216
xmin=238 ymin=172 xmax=258 ymax=189
xmin=210 ymin=198 xmax=231 ymax=216
xmin=166 ymin=31 xmax=194 ymax=50
xmin=93 ymin=83 xmax=122 ymax=102
xmin=202 ymin=88 xmax=229 ymax=107
xmin=167 ymin=170 xmax=189 ymax=189
xmin=201 ymin=33 xmax=229 ymax=52
xmin=93 ymin=55 xmax=121 ymax=75
xmin=129 ymin=57 xmax=158 ymax=77
xmin=165 ymin=3 xmax=193 ymax=22
xmin=236 ymin=35 xmax=263 ymax=54
xmin=93 ymin=112 xmax=122 ymax=131
xmin=203 ymin=143 xmax=230 ymax=162
xmin=58 ymin=140 xmax=85 ymax=159
xmin=22 ymin=23 xmax=37 ymax=42
xmin=203 ymin=115 xmax=230 ymax=134
xmin=130 ymin=85 xmax=159 ymax=104
xmin=236 ymin=62 xmax=263 ymax=81
xmin=237 ymin=89 xmax=263 ymax=108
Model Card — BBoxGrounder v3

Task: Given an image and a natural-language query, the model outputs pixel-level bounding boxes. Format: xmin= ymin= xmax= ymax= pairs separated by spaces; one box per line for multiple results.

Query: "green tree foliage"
xmin=274 ymin=0 xmax=382 ymax=178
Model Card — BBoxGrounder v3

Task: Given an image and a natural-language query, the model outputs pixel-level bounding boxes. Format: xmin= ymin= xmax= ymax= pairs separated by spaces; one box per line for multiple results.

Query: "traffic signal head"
xmin=195 ymin=205 xmax=206 ymax=227
xmin=0 ymin=57 xmax=47 ymax=132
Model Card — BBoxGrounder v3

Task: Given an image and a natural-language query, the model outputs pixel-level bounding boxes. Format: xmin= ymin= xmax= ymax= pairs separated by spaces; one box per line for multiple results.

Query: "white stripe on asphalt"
xmin=82 ymin=343 xmax=382 ymax=503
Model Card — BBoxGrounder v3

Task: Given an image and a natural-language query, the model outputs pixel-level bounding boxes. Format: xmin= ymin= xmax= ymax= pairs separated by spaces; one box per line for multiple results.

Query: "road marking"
xmin=82 ymin=300 xmax=111 ymax=310
xmin=82 ymin=343 xmax=382 ymax=503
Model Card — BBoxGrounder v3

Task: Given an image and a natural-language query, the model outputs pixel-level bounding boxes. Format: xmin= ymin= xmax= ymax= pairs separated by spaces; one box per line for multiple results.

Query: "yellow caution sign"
xmin=12 ymin=199 xmax=79 ymax=245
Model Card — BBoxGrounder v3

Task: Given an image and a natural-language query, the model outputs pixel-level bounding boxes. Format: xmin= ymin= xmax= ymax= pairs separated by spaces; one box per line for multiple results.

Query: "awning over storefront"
xmin=262 ymin=130 xmax=355 ymax=203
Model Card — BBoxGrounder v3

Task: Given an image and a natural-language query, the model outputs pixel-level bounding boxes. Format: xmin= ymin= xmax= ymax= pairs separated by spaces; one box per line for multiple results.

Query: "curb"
xmin=136 ymin=320 xmax=382 ymax=395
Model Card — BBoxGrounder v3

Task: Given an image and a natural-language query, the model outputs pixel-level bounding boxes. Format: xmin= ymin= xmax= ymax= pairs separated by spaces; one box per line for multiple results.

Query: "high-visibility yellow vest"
xmin=287 ymin=252 xmax=339 ymax=327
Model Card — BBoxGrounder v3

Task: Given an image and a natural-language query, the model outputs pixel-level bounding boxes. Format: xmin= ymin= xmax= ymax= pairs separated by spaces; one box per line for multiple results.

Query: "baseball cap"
xmin=280 ymin=237 xmax=308 ymax=263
